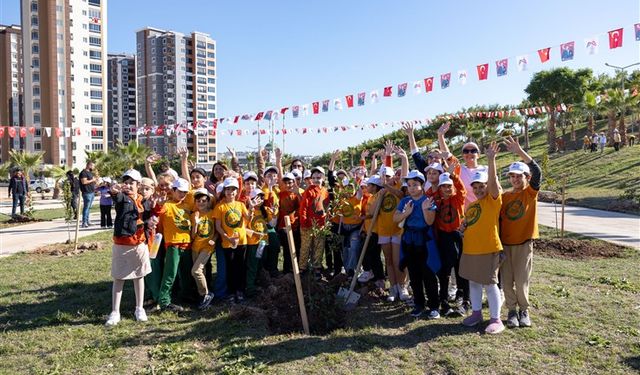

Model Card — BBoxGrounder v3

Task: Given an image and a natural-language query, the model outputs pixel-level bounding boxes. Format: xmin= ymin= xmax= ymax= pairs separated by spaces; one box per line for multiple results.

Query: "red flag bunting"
xmin=280 ymin=107 xmax=289 ymax=114
xmin=19 ymin=127 xmax=27 ymax=138
xmin=312 ymin=101 xmax=319 ymax=114
xmin=383 ymin=86 xmax=392 ymax=97
xmin=345 ymin=95 xmax=354 ymax=108
xmin=477 ymin=64 xmax=489 ymax=80
xmin=608 ymin=28 xmax=623 ymax=49
xmin=8 ymin=127 xmax=16 ymax=138
xmin=28 ymin=126 xmax=35 ymax=135
xmin=424 ymin=77 xmax=434 ymax=93
xmin=254 ymin=112 xmax=264 ymax=121
xmin=538 ymin=47 xmax=550 ymax=63
xmin=233 ymin=115 xmax=240 ymax=124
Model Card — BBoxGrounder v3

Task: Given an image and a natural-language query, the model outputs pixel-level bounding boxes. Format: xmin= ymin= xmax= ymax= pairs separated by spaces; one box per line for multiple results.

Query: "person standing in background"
xmin=79 ymin=161 xmax=99 ymax=227
xmin=8 ymin=168 xmax=28 ymax=218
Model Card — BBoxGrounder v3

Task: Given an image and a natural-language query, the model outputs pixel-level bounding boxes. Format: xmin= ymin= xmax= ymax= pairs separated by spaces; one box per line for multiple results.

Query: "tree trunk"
xmin=587 ymin=115 xmax=595 ymax=135
xmin=547 ymin=111 xmax=557 ymax=153
xmin=619 ymin=116 xmax=627 ymax=148
xmin=607 ymin=111 xmax=616 ymax=146
xmin=523 ymin=117 xmax=530 ymax=150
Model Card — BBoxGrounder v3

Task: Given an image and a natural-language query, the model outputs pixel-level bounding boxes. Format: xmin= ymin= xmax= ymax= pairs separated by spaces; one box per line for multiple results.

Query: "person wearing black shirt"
xmin=65 ymin=170 xmax=81 ymax=219
xmin=79 ymin=161 xmax=98 ymax=227
xmin=8 ymin=168 xmax=29 ymax=217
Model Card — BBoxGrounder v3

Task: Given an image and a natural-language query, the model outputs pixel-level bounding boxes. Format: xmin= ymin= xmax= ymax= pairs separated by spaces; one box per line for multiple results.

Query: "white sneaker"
xmin=135 ymin=307 xmax=148 ymax=322
xmin=105 ymin=312 xmax=121 ymax=327
xmin=398 ymin=284 xmax=412 ymax=302
xmin=386 ymin=284 xmax=397 ymax=302
xmin=357 ymin=271 xmax=374 ymax=283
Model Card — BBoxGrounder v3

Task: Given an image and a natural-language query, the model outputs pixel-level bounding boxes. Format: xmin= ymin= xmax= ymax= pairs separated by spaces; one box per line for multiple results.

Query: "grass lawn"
xmin=0 ymin=230 xmax=638 ymax=374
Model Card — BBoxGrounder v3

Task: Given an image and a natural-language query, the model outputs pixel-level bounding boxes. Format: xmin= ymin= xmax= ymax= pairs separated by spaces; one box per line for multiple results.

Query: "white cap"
xmin=193 ymin=187 xmax=211 ymax=198
xmin=172 ymin=177 xmax=190 ymax=192
xmin=336 ymin=169 xmax=348 ymax=177
xmin=122 ymin=169 xmax=142 ymax=182
xmin=438 ymin=172 xmax=454 ymax=186
xmin=508 ymin=162 xmax=530 ymax=175
xmin=310 ymin=166 xmax=326 ymax=175
xmin=102 ymin=177 xmax=112 ymax=184
xmin=424 ymin=162 xmax=444 ymax=174
xmin=282 ymin=172 xmax=296 ymax=181
xmin=264 ymin=166 xmax=278 ymax=176
xmin=462 ymin=142 xmax=480 ymax=152
xmin=303 ymin=170 xmax=312 ymax=179
xmin=367 ymin=175 xmax=383 ymax=187
xmin=379 ymin=166 xmax=394 ymax=177
xmin=291 ymin=169 xmax=302 ymax=179
xmin=242 ymin=171 xmax=258 ymax=181
xmin=250 ymin=188 xmax=265 ymax=199
xmin=223 ymin=177 xmax=239 ymax=189
xmin=404 ymin=170 xmax=426 ymax=183
xmin=360 ymin=178 xmax=369 ymax=187
xmin=216 ymin=183 xmax=224 ymax=194
xmin=470 ymin=171 xmax=489 ymax=184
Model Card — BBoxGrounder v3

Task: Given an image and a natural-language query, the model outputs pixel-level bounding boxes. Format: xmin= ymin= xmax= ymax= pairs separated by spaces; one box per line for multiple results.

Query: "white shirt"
xmin=460 ymin=164 xmax=488 ymax=209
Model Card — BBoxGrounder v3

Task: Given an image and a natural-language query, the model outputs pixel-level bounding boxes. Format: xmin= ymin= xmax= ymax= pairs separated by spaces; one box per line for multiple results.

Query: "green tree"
xmin=43 ymin=165 xmax=69 ymax=199
xmin=9 ymin=150 xmax=44 ymax=185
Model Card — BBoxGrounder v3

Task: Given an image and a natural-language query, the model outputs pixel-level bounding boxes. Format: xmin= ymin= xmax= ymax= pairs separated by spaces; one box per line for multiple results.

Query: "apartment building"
xmin=107 ymin=53 xmax=136 ymax=149
xmin=21 ymin=0 xmax=108 ymax=167
xmin=136 ymin=27 xmax=217 ymax=168
xmin=0 ymin=25 xmax=24 ymax=163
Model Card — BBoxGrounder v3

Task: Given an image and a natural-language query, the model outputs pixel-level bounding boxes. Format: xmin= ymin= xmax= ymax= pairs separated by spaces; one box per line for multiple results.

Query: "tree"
xmin=525 ymin=68 xmax=593 ymax=153
xmin=9 ymin=150 xmax=44 ymax=185
xmin=117 ymin=141 xmax=151 ymax=169
xmin=0 ymin=162 xmax=10 ymax=181
xmin=577 ymin=90 xmax=601 ymax=136
xmin=601 ymin=88 xmax=640 ymax=148
xmin=43 ymin=165 xmax=69 ymax=199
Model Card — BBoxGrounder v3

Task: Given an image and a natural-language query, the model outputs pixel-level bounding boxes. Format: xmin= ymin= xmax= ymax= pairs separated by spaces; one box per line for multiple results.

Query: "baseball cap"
xmin=291 ymin=169 xmax=302 ymax=179
xmin=193 ymin=187 xmax=211 ymax=198
xmin=336 ymin=169 xmax=347 ymax=177
xmin=190 ymin=167 xmax=207 ymax=178
xmin=379 ymin=166 xmax=394 ymax=177
xmin=507 ymin=162 xmax=530 ymax=175
xmin=216 ymin=183 xmax=224 ymax=194
xmin=122 ymin=169 xmax=142 ymax=182
xmin=282 ymin=172 xmax=296 ymax=181
xmin=438 ymin=172 xmax=454 ymax=186
xmin=250 ymin=188 xmax=265 ymax=199
xmin=404 ymin=170 xmax=426 ymax=183
xmin=242 ymin=171 xmax=258 ymax=181
xmin=424 ymin=162 xmax=444 ymax=174
xmin=263 ymin=166 xmax=278 ymax=176
xmin=462 ymin=142 xmax=480 ymax=152
xmin=310 ymin=166 xmax=326 ymax=175
xmin=360 ymin=178 xmax=369 ymax=187
xmin=102 ymin=177 xmax=112 ymax=184
xmin=222 ymin=177 xmax=239 ymax=189
xmin=367 ymin=175 xmax=383 ymax=187
xmin=172 ymin=177 xmax=190 ymax=192
xmin=140 ymin=177 xmax=155 ymax=188
xmin=470 ymin=171 xmax=489 ymax=184
xmin=303 ymin=169 xmax=311 ymax=179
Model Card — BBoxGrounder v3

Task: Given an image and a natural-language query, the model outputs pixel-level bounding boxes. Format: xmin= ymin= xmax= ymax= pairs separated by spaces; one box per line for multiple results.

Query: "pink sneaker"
xmin=462 ymin=310 xmax=483 ymax=327
xmin=485 ymin=318 xmax=505 ymax=334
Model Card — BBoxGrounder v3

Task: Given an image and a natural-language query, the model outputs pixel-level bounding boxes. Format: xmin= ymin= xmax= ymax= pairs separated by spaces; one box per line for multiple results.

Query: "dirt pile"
xmin=535 ymin=238 xmax=629 ymax=259
xmin=31 ymin=241 xmax=102 ymax=256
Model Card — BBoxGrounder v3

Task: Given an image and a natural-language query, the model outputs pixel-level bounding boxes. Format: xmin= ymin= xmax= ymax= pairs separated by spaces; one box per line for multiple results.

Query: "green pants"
xmin=158 ymin=246 xmax=194 ymax=307
xmin=145 ymin=241 xmax=165 ymax=302
xmin=263 ymin=228 xmax=281 ymax=275
xmin=245 ymin=244 xmax=260 ymax=297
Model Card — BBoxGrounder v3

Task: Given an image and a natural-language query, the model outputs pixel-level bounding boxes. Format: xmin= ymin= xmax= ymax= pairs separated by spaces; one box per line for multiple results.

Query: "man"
xmin=613 ymin=129 xmax=621 ymax=151
xmin=598 ymin=132 xmax=607 ymax=153
xmin=66 ymin=170 xmax=80 ymax=219
xmin=8 ymin=168 xmax=28 ymax=217
xmin=79 ymin=161 xmax=98 ymax=227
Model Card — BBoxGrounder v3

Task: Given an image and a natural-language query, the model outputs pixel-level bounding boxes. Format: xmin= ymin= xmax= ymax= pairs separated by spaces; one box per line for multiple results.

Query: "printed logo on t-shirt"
xmin=251 ymin=215 xmax=267 ymax=233
xmin=341 ymin=201 xmax=355 ymax=217
xmin=504 ymin=199 xmax=525 ymax=221
xmin=438 ymin=202 xmax=457 ymax=224
xmin=174 ymin=208 xmax=191 ymax=231
xmin=382 ymin=194 xmax=397 ymax=213
xmin=225 ymin=208 xmax=243 ymax=228
xmin=465 ymin=202 xmax=482 ymax=227
xmin=196 ymin=217 xmax=212 ymax=238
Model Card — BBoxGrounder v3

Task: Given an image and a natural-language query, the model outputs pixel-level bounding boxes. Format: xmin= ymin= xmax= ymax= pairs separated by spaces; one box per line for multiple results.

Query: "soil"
xmin=30 ymin=241 xmax=102 ymax=256
xmin=535 ymin=238 xmax=630 ymax=259
xmin=4 ymin=215 xmax=45 ymax=224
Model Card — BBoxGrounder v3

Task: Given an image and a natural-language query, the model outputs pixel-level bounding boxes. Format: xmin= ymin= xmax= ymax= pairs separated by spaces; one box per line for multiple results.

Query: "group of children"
xmin=106 ymin=124 xmax=542 ymax=335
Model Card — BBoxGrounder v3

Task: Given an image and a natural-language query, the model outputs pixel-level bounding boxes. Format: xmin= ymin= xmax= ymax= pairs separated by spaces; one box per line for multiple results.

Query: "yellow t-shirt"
xmin=338 ymin=195 xmax=363 ymax=225
xmin=184 ymin=190 xmax=196 ymax=214
xmin=159 ymin=201 xmax=192 ymax=245
xmin=376 ymin=190 xmax=402 ymax=237
xmin=191 ymin=210 xmax=216 ymax=253
xmin=500 ymin=185 xmax=539 ymax=245
xmin=212 ymin=200 xmax=248 ymax=248
xmin=463 ymin=194 xmax=503 ymax=255
xmin=247 ymin=207 xmax=272 ymax=246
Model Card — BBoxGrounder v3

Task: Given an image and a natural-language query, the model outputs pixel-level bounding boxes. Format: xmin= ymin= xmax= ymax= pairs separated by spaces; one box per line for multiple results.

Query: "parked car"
xmin=30 ymin=179 xmax=51 ymax=193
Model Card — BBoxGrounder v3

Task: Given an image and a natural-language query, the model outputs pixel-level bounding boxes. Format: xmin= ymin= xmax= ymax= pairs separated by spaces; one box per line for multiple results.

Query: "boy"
xmin=298 ymin=166 xmax=330 ymax=279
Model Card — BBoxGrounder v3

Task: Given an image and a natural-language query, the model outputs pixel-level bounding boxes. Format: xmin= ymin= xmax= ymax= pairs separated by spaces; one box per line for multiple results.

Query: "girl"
xmin=213 ymin=177 xmax=255 ymax=302
xmin=500 ymin=136 xmax=541 ymax=328
xmin=393 ymin=170 xmax=438 ymax=318
xmin=245 ymin=188 xmax=268 ymax=297
xmin=96 ymin=177 xmax=113 ymax=228
xmin=459 ymin=141 xmax=504 ymax=334
xmin=105 ymin=169 xmax=152 ymax=326
xmin=191 ymin=188 xmax=217 ymax=310
xmin=358 ymin=175 xmax=386 ymax=289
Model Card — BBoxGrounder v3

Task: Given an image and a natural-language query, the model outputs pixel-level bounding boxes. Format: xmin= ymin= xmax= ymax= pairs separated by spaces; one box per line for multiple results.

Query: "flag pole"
xmin=282 ymin=113 xmax=286 ymax=156
xmin=257 ymin=120 xmax=261 ymax=152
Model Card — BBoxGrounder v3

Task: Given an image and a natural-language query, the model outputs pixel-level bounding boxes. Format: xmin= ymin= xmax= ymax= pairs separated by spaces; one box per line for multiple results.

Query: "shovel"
xmin=337 ymin=189 xmax=386 ymax=309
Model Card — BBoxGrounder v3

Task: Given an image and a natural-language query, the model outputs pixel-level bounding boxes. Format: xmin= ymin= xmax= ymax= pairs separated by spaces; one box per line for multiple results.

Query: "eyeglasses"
xmin=462 ymin=149 xmax=479 ymax=154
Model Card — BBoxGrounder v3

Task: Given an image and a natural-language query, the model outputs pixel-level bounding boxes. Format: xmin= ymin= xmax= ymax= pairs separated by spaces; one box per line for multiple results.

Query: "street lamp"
xmin=604 ymin=62 xmax=640 ymax=91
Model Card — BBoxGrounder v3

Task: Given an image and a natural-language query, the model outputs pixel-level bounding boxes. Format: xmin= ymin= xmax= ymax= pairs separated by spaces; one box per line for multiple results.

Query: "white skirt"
xmin=111 ymin=243 xmax=151 ymax=280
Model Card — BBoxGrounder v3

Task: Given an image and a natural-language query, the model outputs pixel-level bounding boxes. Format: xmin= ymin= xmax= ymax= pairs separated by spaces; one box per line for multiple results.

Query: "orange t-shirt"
xmin=435 ymin=174 xmax=466 ymax=233
xmin=500 ymin=185 xmax=539 ymax=245
xmin=333 ymin=195 xmax=363 ymax=226
xmin=277 ymin=188 xmax=301 ymax=230
xmin=299 ymin=185 xmax=330 ymax=229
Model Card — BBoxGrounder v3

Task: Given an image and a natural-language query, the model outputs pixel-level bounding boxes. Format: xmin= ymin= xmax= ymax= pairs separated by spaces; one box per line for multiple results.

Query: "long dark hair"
xmin=209 ymin=162 xmax=228 ymax=183
xmin=289 ymin=158 xmax=305 ymax=172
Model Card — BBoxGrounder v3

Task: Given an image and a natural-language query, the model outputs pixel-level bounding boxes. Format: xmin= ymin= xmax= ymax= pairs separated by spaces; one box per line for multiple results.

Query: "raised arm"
xmin=394 ymin=145 xmax=409 ymax=178
xmin=145 ymin=153 xmax=160 ymax=183
xmin=257 ymin=148 xmax=266 ymax=187
xmin=402 ymin=122 xmax=419 ymax=155
xmin=503 ymin=135 xmax=541 ymax=190
xmin=485 ymin=141 xmax=501 ymax=199
xmin=370 ymin=149 xmax=382 ymax=176
xmin=178 ymin=147 xmax=190 ymax=183
xmin=437 ymin=122 xmax=452 ymax=154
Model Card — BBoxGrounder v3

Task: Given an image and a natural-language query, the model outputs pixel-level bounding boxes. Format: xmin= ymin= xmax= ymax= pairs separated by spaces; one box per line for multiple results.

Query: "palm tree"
xmin=600 ymin=88 xmax=638 ymax=148
xmin=577 ymin=91 xmax=600 ymax=136
xmin=117 ymin=141 xmax=151 ymax=169
xmin=0 ymin=162 xmax=11 ymax=181
xmin=44 ymin=165 xmax=69 ymax=199
xmin=9 ymin=150 xmax=44 ymax=185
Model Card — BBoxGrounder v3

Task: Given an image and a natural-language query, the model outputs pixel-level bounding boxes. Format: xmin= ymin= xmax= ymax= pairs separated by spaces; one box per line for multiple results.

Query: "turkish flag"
xmin=8 ymin=127 xmax=16 ymax=138
xmin=19 ymin=127 xmax=27 ymax=137
xmin=538 ymin=48 xmax=550 ymax=63
xmin=156 ymin=127 xmax=164 ymax=135
xmin=75 ymin=128 xmax=81 ymax=135
xmin=280 ymin=107 xmax=289 ymax=114
xmin=91 ymin=128 xmax=97 ymax=136
xmin=28 ymin=126 xmax=35 ymax=135
xmin=608 ymin=28 xmax=623 ymax=49
xmin=213 ymin=119 xmax=218 ymax=129
xmin=254 ymin=112 xmax=264 ymax=121
xmin=424 ymin=77 xmax=434 ymax=92
xmin=312 ymin=101 xmax=319 ymax=114
xmin=0 ymin=127 xmax=4 ymax=138
xmin=233 ymin=115 xmax=240 ymax=124
xmin=477 ymin=64 xmax=489 ymax=80
xmin=383 ymin=86 xmax=392 ymax=97
xmin=55 ymin=128 xmax=62 ymax=137
xmin=345 ymin=95 xmax=354 ymax=108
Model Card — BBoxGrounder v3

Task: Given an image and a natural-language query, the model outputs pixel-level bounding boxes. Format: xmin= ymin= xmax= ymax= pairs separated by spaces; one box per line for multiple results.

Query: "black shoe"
xmin=198 ymin=293 xmax=214 ymax=310
xmin=162 ymin=303 xmax=184 ymax=312
xmin=235 ymin=292 xmax=245 ymax=303
xmin=410 ymin=306 xmax=425 ymax=318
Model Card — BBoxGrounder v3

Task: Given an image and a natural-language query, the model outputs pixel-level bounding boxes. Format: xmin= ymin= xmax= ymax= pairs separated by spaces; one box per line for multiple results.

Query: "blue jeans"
xmin=11 ymin=194 xmax=26 ymax=216
xmin=82 ymin=192 xmax=94 ymax=225
xmin=213 ymin=241 xmax=227 ymax=298
xmin=341 ymin=224 xmax=363 ymax=273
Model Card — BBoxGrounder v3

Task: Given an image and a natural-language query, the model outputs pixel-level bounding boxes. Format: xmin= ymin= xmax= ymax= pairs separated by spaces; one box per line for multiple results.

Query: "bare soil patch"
xmin=535 ymin=238 xmax=629 ymax=259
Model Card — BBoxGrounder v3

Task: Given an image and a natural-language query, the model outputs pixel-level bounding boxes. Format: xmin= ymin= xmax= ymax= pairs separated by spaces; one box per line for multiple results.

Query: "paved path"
xmin=0 ymin=213 xmax=109 ymax=258
xmin=537 ymin=202 xmax=639 ymax=249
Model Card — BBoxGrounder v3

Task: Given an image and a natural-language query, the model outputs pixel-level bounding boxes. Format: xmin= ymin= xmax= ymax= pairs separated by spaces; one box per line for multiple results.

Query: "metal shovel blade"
xmin=337 ymin=287 xmax=360 ymax=308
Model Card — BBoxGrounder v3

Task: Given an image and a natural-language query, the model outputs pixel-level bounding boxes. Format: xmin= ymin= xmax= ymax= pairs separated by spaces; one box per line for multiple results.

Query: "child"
xmin=276 ymin=172 xmax=302 ymax=274
xmin=156 ymin=177 xmax=193 ymax=312
xmin=213 ymin=177 xmax=255 ymax=302
xmin=393 ymin=170 xmax=438 ymax=318
xmin=459 ymin=141 xmax=504 ymax=334
xmin=96 ymin=178 xmax=113 ymax=228
xmin=500 ymin=136 xmax=541 ymax=328
xmin=298 ymin=166 xmax=330 ymax=279
xmin=105 ymin=169 xmax=152 ymax=326
xmin=139 ymin=177 xmax=160 ymax=308
xmin=358 ymin=176 xmax=386 ymax=289
xmin=191 ymin=188 xmax=217 ymax=310
xmin=245 ymin=188 xmax=269 ymax=296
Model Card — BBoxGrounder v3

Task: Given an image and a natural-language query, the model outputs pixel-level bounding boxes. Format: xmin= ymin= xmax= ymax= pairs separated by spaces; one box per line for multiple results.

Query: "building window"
xmin=89 ymin=50 xmax=101 ymax=59
xmin=32 ymin=72 xmax=40 ymax=82
xmin=32 ymin=58 xmax=40 ymax=68
xmin=91 ymin=117 xmax=103 ymax=125
xmin=32 ymin=44 xmax=39 ymax=53
xmin=89 ymin=64 xmax=102 ymax=73
xmin=90 ymin=90 xmax=102 ymax=99
xmin=33 ymin=101 xmax=41 ymax=110
xmin=33 ymin=114 xmax=41 ymax=123
xmin=207 ymin=60 xmax=215 ymax=67
xmin=91 ymin=143 xmax=104 ymax=151
xmin=89 ymin=36 xmax=101 ymax=46
xmin=33 ymin=87 xmax=40 ymax=95
xmin=34 ymin=142 xmax=42 ymax=150
xmin=88 ymin=9 xmax=101 ymax=18
xmin=31 ymin=16 xmax=38 ymax=26
xmin=31 ymin=31 xmax=38 ymax=40
xmin=90 ymin=76 xmax=102 ymax=86
xmin=207 ymin=43 xmax=215 ymax=50
xmin=88 ymin=0 xmax=101 ymax=6
xmin=89 ymin=23 xmax=100 ymax=33
xmin=90 ymin=103 xmax=103 ymax=112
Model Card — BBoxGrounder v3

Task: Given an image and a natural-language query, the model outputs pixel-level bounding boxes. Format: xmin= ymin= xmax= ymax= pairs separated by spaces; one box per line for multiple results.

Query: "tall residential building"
xmin=0 ymin=25 xmax=24 ymax=163
xmin=107 ymin=53 xmax=136 ymax=149
xmin=21 ymin=0 xmax=108 ymax=168
xmin=136 ymin=27 xmax=218 ymax=168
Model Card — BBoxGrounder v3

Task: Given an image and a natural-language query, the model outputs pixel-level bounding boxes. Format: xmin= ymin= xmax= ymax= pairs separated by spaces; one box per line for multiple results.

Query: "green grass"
xmin=0 ymin=231 xmax=638 ymax=374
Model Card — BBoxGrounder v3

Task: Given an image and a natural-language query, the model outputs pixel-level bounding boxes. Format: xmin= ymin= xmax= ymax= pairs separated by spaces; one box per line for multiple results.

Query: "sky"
xmin=1 ymin=1 xmax=639 ymax=157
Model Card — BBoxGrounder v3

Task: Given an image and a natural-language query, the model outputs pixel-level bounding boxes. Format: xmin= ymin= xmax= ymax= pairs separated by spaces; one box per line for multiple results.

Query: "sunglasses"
xmin=462 ymin=149 xmax=479 ymax=154
xmin=196 ymin=198 xmax=210 ymax=203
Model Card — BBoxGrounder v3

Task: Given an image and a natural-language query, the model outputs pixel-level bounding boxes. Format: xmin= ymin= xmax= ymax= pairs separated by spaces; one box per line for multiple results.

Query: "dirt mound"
xmin=535 ymin=238 xmax=629 ymax=259
xmin=31 ymin=241 xmax=102 ymax=256
xmin=5 ymin=215 xmax=44 ymax=224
